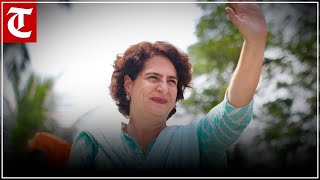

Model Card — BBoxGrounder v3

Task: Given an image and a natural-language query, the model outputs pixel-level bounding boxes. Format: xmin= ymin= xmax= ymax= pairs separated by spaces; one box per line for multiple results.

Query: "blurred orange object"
xmin=27 ymin=132 xmax=72 ymax=168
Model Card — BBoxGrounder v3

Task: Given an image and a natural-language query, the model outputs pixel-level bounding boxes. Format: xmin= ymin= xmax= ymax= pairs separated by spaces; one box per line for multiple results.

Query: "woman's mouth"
xmin=150 ymin=97 xmax=168 ymax=104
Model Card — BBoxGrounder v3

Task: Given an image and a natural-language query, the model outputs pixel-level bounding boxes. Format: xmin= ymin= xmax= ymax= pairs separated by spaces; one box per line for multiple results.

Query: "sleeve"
xmin=67 ymin=131 xmax=98 ymax=170
xmin=195 ymin=91 xmax=254 ymax=168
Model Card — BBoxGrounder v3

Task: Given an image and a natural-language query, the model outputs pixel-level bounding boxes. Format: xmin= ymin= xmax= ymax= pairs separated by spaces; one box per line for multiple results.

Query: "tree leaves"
xmin=12 ymin=73 xmax=54 ymax=152
xmin=185 ymin=2 xmax=317 ymax=172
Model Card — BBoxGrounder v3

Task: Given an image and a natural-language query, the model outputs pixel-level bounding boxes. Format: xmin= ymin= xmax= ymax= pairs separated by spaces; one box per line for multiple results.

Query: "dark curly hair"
xmin=109 ymin=41 xmax=192 ymax=119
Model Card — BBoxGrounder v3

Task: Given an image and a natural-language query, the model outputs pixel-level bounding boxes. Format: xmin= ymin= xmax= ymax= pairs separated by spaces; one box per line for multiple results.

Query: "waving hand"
xmin=225 ymin=0 xmax=267 ymax=42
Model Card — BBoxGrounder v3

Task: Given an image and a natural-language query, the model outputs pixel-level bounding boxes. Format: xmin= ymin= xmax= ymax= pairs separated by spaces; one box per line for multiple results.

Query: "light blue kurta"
xmin=68 ymin=95 xmax=253 ymax=169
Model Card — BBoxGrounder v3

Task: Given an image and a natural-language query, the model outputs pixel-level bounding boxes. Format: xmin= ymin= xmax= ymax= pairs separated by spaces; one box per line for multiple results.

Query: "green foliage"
xmin=189 ymin=4 xmax=242 ymax=75
xmin=3 ymin=43 xmax=57 ymax=155
xmin=11 ymin=73 xmax=54 ymax=152
xmin=185 ymin=3 xmax=317 ymax=170
xmin=186 ymin=4 xmax=244 ymax=111
xmin=256 ymin=4 xmax=317 ymax=170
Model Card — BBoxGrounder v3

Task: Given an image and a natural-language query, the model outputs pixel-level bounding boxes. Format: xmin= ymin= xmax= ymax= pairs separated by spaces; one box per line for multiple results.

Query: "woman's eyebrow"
xmin=145 ymin=72 xmax=177 ymax=80
xmin=145 ymin=72 xmax=162 ymax=77
xmin=168 ymin=76 xmax=178 ymax=81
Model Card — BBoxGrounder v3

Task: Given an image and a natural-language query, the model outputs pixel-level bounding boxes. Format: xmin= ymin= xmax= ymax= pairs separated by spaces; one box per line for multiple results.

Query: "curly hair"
xmin=109 ymin=41 xmax=192 ymax=119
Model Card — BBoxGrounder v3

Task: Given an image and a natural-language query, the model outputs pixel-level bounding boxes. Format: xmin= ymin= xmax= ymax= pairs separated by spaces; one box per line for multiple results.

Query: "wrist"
xmin=244 ymin=33 xmax=267 ymax=45
xmin=243 ymin=38 xmax=266 ymax=48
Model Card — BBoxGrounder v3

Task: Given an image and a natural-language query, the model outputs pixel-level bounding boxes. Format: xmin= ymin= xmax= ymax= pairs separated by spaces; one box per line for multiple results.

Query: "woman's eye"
xmin=147 ymin=76 xmax=158 ymax=82
xmin=168 ymin=80 xmax=177 ymax=86
xmin=148 ymin=76 xmax=157 ymax=79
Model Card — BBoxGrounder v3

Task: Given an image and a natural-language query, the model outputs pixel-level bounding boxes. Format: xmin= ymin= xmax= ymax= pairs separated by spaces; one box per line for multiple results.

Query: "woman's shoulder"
xmin=168 ymin=122 xmax=199 ymax=137
xmin=71 ymin=130 xmax=99 ymax=152
xmin=75 ymin=127 xmax=120 ymax=142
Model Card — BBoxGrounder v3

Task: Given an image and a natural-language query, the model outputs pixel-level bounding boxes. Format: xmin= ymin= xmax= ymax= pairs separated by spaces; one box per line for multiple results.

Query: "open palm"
xmin=225 ymin=0 xmax=267 ymax=42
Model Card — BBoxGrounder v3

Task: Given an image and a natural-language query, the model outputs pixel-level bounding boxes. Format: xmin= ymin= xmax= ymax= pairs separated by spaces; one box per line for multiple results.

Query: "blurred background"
xmin=1 ymin=0 xmax=317 ymax=177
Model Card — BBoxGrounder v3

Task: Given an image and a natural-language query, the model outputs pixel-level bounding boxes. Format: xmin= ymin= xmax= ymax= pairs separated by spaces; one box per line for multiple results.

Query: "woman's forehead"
xmin=141 ymin=56 xmax=177 ymax=76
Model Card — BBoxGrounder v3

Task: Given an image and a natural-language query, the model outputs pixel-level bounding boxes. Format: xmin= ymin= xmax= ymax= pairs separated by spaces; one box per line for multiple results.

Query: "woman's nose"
xmin=156 ymin=81 xmax=169 ymax=94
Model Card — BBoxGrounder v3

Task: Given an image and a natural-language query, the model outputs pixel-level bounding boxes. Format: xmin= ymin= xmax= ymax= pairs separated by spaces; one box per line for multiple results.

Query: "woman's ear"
xmin=124 ymin=75 xmax=133 ymax=94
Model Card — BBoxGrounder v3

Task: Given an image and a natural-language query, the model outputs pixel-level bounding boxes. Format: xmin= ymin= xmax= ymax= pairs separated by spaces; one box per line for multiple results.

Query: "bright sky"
xmin=27 ymin=2 xmax=203 ymax=130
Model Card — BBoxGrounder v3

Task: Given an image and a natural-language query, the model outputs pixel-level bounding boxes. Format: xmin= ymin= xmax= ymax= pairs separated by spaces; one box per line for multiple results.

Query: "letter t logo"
xmin=2 ymin=2 xmax=37 ymax=42
xmin=7 ymin=7 xmax=33 ymax=38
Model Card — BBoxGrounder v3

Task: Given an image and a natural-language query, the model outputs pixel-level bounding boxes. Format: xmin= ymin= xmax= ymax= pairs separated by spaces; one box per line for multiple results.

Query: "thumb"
xmin=225 ymin=7 xmax=240 ymax=27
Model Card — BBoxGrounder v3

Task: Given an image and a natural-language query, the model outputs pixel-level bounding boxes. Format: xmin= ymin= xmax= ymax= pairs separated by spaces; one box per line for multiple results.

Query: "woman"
xmin=68 ymin=1 xmax=267 ymax=173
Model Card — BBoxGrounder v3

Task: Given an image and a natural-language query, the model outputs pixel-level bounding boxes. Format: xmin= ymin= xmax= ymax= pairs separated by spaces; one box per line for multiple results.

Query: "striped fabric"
xmin=68 ymin=94 xmax=253 ymax=169
xmin=196 ymin=95 xmax=254 ymax=168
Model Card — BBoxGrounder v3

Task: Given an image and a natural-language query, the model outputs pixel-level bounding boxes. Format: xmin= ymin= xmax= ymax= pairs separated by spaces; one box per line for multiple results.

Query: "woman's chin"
xmin=148 ymin=108 xmax=170 ymax=119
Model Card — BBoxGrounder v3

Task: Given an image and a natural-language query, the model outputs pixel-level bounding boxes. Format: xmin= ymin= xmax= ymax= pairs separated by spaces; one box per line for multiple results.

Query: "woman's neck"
xmin=124 ymin=114 xmax=167 ymax=154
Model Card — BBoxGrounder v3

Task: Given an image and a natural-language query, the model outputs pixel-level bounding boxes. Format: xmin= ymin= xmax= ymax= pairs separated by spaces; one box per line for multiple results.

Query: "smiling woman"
xmin=112 ymin=41 xmax=192 ymax=121
xmin=118 ymin=42 xmax=191 ymax=154
xmin=124 ymin=56 xmax=178 ymax=121
xmin=28 ymin=2 xmax=202 ymax=130
xmin=67 ymin=0 xmax=267 ymax=176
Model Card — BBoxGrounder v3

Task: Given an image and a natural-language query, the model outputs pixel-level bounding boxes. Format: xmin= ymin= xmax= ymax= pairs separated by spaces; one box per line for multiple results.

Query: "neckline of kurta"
xmin=120 ymin=123 xmax=173 ymax=159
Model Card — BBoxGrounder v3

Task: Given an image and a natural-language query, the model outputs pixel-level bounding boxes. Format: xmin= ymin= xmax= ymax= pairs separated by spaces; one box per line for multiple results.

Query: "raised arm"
xmin=225 ymin=0 xmax=267 ymax=107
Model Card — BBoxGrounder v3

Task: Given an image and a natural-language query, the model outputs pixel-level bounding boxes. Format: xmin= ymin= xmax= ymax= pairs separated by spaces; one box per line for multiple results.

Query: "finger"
xmin=225 ymin=7 xmax=240 ymax=27
xmin=229 ymin=0 xmax=256 ymax=5
xmin=228 ymin=0 xmax=240 ymax=10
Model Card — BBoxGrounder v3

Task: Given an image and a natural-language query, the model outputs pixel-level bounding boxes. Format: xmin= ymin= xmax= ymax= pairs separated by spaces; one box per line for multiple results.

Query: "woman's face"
xmin=125 ymin=55 xmax=178 ymax=120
